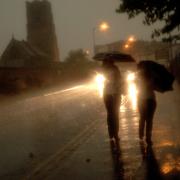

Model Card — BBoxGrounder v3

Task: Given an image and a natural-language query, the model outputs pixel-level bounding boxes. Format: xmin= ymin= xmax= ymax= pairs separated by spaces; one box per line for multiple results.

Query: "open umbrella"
xmin=93 ymin=52 xmax=136 ymax=62
xmin=137 ymin=60 xmax=174 ymax=92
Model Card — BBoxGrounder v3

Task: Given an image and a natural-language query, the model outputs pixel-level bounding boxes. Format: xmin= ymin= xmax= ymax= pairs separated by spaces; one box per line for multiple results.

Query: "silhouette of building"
xmin=26 ymin=0 xmax=60 ymax=62
xmin=0 ymin=0 xmax=61 ymax=91
xmin=0 ymin=37 xmax=50 ymax=67
xmin=96 ymin=40 xmax=170 ymax=64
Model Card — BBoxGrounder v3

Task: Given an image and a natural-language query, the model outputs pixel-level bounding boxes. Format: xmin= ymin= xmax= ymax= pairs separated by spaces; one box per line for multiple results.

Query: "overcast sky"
xmin=0 ymin=0 xmax=162 ymax=60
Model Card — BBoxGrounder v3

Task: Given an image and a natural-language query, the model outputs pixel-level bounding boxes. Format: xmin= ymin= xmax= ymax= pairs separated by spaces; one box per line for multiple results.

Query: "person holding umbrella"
xmin=93 ymin=52 xmax=135 ymax=142
xmin=102 ymin=59 xmax=122 ymax=142
xmin=136 ymin=65 xmax=156 ymax=145
xmin=136 ymin=60 xmax=174 ymax=145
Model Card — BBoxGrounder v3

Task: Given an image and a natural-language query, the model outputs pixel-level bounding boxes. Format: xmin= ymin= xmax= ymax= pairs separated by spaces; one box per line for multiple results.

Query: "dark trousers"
xmin=138 ymin=98 xmax=156 ymax=141
xmin=104 ymin=94 xmax=121 ymax=139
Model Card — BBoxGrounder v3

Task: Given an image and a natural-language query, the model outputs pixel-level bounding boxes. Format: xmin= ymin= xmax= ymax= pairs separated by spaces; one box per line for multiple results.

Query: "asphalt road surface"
xmin=0 ymin=80 xmax=179 ymax=180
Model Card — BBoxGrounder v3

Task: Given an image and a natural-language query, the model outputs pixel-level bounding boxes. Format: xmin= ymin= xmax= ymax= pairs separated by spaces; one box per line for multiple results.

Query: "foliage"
xmin=116 ymin=0 xmax=180 ymax=40
xmin=62 ymin=49 xmax=99 ymax=81
xmin=65 ymin=49 xmax=89 ymax=64
xmin=170 ymin=54 xmax=180 ymax=83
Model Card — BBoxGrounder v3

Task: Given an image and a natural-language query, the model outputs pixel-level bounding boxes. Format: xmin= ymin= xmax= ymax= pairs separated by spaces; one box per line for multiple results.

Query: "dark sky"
xmin=0 ymin=0 xmax=162 ymax=60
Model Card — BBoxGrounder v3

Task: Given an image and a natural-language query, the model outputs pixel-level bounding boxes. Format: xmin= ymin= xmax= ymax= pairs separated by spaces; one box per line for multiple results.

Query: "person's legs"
xmin=146 ymin=99 xmax=156 ymax=144
xmin=138 ymin=99 xmax=147 ymax=140
xmin=113 ymin=94 xmax=121 ymax=140
xmin=104 ymin=95 xmax=114 ymax=139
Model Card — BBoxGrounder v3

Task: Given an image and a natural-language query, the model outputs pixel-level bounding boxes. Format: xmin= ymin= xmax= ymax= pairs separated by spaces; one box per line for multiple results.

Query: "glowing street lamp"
xmin=85 ymin=50 xmax=90 ymax=55
xmin=128 ymin=36 xmax=135 ymax=43
xmin=124 ymin=35 xmax=136 ymax=51
xmin=93 ymin=22 xmax=110 ymax=54
xmin=99 ymin=22 xmax=109 ymax=31
xmin=124 ymin=44 xmax=129 ymax=49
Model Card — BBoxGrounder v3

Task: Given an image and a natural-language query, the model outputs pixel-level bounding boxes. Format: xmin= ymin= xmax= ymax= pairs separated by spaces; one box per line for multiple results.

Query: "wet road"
xmin=0 ymin=81 xmax=179 ymax=179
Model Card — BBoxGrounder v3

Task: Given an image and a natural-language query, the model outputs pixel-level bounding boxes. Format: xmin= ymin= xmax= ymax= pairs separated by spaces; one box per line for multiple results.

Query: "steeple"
xmin=26 ymin=0 xmax=60 ymax=61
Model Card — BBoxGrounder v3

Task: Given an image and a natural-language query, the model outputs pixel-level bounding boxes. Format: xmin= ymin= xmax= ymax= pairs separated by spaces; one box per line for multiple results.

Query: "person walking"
xmin=102 ymin=59 xmax=122 ymax=142
xmin=136 ymin=65 xmax=156 ymax=145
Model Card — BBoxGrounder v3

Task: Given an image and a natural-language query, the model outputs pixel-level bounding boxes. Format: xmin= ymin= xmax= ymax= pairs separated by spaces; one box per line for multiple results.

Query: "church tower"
xmin=26 ymin=0 xmax=59 ymax=61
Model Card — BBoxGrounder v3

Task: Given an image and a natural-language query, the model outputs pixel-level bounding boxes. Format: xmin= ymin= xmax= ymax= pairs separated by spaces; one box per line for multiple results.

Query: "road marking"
xmin=25 ymin=119 xmax=101 ymax=179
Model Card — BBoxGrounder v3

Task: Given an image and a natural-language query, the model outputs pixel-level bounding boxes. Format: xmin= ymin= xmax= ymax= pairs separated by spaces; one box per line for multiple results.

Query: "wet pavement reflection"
xmin=110 ymin=139 xmax=124 ymax=180
xmin=115 ymin=82 xmax=180 ymax=179
xmin=0 ymin=81 xmax=179 ymax=179
xmin=134 ymin=142 xmax=163 ymax=180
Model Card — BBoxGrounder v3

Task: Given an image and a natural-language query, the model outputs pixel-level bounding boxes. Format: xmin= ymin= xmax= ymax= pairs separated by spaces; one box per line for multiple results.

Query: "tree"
xmin=63 ymin=49 xmax=98 ymax=80
xmin=65 ymin=49 xmax=89 ymax=64
xmin=116 ymin=0 xmax=180 ymax=41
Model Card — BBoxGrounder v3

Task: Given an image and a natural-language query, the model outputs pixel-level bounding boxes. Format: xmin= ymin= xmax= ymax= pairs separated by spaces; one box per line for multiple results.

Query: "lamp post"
xmin=92 ymin=27 xmax=96 ymax=54
xmin=93 ymin=22 xmax=110 ymax=55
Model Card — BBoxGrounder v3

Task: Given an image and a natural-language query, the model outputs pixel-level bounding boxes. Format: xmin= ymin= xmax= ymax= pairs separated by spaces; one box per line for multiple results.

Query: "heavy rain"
xmin=0 ymin=0 xmax=179 ymax=179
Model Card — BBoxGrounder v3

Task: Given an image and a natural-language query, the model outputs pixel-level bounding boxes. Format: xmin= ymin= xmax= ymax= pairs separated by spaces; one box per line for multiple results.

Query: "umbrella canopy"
xmin=93 ymin=52 xmax=136 ymax=62
xmin=137 ymin=60 xmax=174 ymax=92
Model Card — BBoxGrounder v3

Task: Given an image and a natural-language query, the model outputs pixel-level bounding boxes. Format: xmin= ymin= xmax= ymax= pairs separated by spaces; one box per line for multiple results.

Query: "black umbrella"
xmin=137 ymin=60 xmax=174 ymax=92
xmin=93 ymin=52 xmax=136 ymax=62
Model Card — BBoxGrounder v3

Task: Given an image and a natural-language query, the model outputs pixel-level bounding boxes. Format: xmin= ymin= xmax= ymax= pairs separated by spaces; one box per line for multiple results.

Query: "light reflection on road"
xmin=44 ymin=85 xmax=86 ymax=96
xmin=23 ymin=79 xmax=180 ymax=179
xmin=43 ymin=73 xmax=138 ymax=113
xmin=42 ymin=79 xmax=139 ymax=142
xmin=42 ymin=77 xmax=139 ymax=146
xmin=43 ymin=79 xmax=179 ymax=179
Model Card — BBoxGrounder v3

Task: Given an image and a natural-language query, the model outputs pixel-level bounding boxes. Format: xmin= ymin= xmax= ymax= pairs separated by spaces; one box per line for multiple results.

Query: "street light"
xmin=128 ymin=36 xmax=135 ymax=43
xmin=99 ymin=22 xmax=109 ymax=31
xmin=124 ymin=44 xmax=129 ymax=49
xmin=124 ymin=35 xmax=136 ymax=51
xmin=85 ymin=50 xmax=90 ymax=55
xmin=93 ymin=22 xmax=110 ymax=55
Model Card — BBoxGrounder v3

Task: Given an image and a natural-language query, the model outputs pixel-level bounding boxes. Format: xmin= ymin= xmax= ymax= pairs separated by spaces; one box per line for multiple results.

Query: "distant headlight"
xmin=95 ymin=74 xmax=105 ymax=97
xmin=127 ymin=72 xmax=135 ymax=82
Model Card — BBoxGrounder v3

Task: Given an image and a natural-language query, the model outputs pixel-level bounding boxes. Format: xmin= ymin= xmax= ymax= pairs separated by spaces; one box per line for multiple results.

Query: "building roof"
xmin=0 ymin=38 xmax=51 ymax=68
